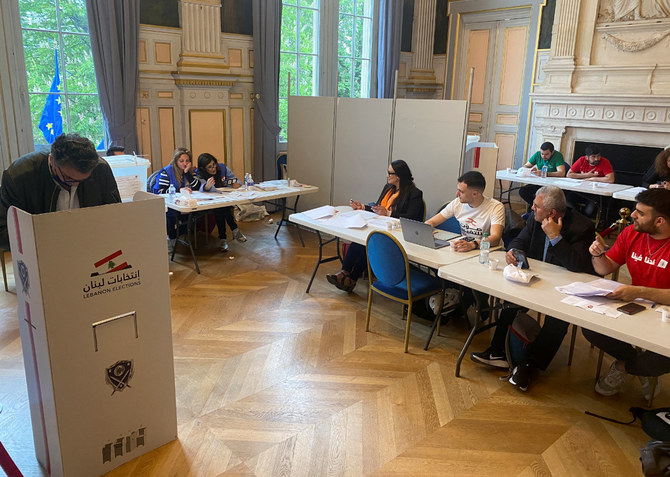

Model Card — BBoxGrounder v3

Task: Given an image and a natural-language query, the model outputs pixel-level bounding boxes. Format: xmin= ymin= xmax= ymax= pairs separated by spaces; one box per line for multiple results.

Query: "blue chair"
xmin=365 ymin=231 xmax=445 ymax=353
xmin=434 ymin=203 xmax=461 ymax=234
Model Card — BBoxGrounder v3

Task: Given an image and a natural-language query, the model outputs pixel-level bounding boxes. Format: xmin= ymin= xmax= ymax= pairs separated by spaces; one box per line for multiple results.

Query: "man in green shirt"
xmin=519 ymin=142 xmax=566 ymax=209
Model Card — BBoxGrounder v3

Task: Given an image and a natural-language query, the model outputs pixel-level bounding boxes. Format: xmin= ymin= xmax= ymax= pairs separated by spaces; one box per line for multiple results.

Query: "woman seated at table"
xmin=642 ymin=148 xmax=670 ymax=189
xmin=326 ymin=159 xmax=423 ymax=293
xmin=153 ymin=147 xmax=201 ymax=253
xmin=196 ymin=152 xmax=247 ymax=252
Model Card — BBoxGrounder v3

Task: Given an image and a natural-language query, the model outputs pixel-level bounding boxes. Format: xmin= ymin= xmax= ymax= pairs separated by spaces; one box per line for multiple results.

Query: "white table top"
xmin=165 ymin=182 xmax=319 ymax=213
xmin=290 ymin=207 xmax=486 ymax=270
xmin=495 ymin=170 xmax=634 ymax=197
xmin=612 ymin=186 xmax=646 ymax=202
xmin=438 ymin=250 xmax=670 ymax=358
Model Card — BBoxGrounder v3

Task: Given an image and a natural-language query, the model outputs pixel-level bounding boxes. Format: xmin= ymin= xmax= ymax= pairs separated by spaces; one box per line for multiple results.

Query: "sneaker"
xmin=232 ymin=228 xmax=247 ymax=242
xmin=167 ymin=238 xmax=176 ymax=254
xmin=470 ymin=347 xmax=509 ymax=368
xmin=509 ymin=362 xmax=533 ymax=392
xmin=639 ymin=376 xmax=662 ymax=402
xmin=219 ymin=239 xmax=229 ymax=252
xmin=595 ymin=361 xmax=628 ymax=396
xmin=429 ymin=288 xmax=460 ymax=315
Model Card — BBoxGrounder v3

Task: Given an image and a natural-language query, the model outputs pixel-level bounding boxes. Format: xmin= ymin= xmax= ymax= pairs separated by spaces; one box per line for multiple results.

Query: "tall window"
xmin=338 ymin=0 xmax=373 ymax=98
xmin=279 ymin=0 xmax=378 ymax=142
xmin=19 ymin=0 xmax=104 ymax=148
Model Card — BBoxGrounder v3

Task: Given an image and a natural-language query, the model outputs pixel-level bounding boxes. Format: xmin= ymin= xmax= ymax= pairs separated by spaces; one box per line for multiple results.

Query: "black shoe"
xmin=470 ymin=347 xmax=509 ymax=368
xmin=509 ymin=362 xmax=533 ymax=392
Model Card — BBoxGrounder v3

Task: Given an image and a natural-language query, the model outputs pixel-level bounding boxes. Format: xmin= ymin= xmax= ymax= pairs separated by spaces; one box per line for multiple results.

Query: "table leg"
xmin=174 ymin=213 xmax=201 ymax=274
xmin=305 ymin=231 xmax=342 ymax=293
xmin=455 ymin=292 xmax=500 ymax=377
xmin=275 ymin=196 xmax=305 ymax=247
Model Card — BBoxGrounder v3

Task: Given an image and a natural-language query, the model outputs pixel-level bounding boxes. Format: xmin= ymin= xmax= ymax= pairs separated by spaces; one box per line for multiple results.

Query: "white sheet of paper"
xmin=552 ymin=178 xmax=583 ymax=187
xmin=303 ymin=205 xmax=336 ymax=219
xmin=555 ymin=278 xmax=620 ymax=296
xmin=326 ymin=213 xmax=367 ymax=228
xmin=560 ymin=295 xmax=622 ymax=317
xmin=190 ymin=191 xmax=221 ymax=200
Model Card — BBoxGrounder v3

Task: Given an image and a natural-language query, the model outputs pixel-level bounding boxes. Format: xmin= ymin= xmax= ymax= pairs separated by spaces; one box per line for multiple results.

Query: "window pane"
xmin=355 ymin=17 xmax=372 ymax=58
xmin=279 ymin=53 xmax=297 ymax=96
xmin=338 ymin=58 xmax=352 ymax=97
xmin=68 ymin=94 xmax=104 ymax=142
xmin=62 ymin=33 xmax=96 ymax=94
xmin=353 ymin=59 xmax=370 ymax=98
xmin=278 ymin=97 xmax=288 ymax=142
xmin=338 ymin=14 xmax=353 ymax=57
xmin=22 ymin=31 xmax=59 ymax=93
xmin=281 ymin=6 xmax=297 ymax=52
xmin=298 ymin=9 xmax=317 ymax=54
xmin=29 ymin=93 xmax=68 ymax=146
xmin=299 ymin=0 xmax=317 ymax=8
xmin=59 ymin=0 xmax=89 ymax=34
xmin=19 ymin=0 xmax=58 ymax=30
xmin=283 ymin=0 xmax=298 ymax=5
xmin=339 ymin=0 xmax=354 ymax=14
xmin=298 ymin=55 xmax=316 ymax=96
xmin=357 ymin=0 xmax=373 ymax=17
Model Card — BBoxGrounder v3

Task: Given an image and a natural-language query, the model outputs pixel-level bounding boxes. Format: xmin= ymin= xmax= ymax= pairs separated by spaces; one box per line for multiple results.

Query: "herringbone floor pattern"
xmin=0 ymin=213 xmax=659 ymax=476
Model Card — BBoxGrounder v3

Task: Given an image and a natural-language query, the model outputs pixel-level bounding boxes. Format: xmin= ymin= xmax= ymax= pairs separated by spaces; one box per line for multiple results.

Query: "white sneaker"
xmin=428 ymin=288 xmax=460 ymax=314
xmin=232 ymin=228 xmax=247 ymax=242
xmin=639 ymin=376 xmax=662 ymax=401
xmin=219 ymin=239 xmax=229 ymax=252
xmin=595 ymin=361 xmax=628 ymax=396
xmin=167 ymin=238 xmax=176 ymax=254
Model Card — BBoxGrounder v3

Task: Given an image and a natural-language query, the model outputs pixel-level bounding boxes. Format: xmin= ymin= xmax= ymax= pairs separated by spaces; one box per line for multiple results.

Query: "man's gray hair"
xmin=536 ymin=185 xmax=566 ymax=213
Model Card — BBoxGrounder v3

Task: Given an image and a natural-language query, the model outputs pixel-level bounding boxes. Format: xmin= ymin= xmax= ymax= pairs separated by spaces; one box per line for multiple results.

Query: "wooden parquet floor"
xmin=0 ymin=213 xmax=660 ymax=476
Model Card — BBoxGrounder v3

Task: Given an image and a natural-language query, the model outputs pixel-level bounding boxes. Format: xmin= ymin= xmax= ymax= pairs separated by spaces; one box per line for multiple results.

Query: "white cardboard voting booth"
xmin=8 ymin=192 xmax=177 ymax=477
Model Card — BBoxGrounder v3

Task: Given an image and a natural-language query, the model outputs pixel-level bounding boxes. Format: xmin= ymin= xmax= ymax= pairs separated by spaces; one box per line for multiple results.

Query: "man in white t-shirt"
xmin=426 ymin=170 xmax=505 ymax=252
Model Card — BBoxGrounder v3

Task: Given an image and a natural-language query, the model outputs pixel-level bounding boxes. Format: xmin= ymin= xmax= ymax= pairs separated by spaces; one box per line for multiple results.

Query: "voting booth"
xmin=8 ymin=192 xmax=177 ymax=477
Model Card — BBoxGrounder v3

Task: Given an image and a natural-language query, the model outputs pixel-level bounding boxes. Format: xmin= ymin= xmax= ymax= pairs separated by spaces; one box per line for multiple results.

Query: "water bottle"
xmin=168 ymin=184 xmax=176 ymax=200
xmin=479 ymin=233 xmax=490 ymax=265
xmin=246 ymin=173 xmax=253 ymax=188
xmin=541 ymin=164 xmax=548 ymax=179
xmin=244 ymin=173 xmax=250 ymax=190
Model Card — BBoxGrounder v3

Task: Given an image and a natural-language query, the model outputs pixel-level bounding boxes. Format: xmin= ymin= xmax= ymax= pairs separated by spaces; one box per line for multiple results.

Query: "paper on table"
xmin=560 ymin=295 xmax=622 ymax=317
xmin=555 ymin=278 xmax=620 ymax=296
xmin=191 ymin=191 xmax=221 ymax=200
xmin=326 ymin=213 xmax=367 ymax=228
xmin=552 ymin=178 xmax=583 ymax=187
xmin=367 ymin=217 xmax=397 ymax=229
xmin=303 ymin=205 xmax=336 ymax=219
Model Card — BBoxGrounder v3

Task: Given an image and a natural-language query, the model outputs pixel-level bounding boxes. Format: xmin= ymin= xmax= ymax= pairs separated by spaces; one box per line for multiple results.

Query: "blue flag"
xmin=38 ymin=50 xmax=63 ymax=144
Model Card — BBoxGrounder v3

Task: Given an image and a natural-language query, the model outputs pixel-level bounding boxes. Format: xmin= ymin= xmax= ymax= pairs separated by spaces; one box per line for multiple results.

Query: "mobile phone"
xmin=367 ymin=202 xmax=377 ymax=207
xmin=617 ymin=302 xmax=646 ymax=315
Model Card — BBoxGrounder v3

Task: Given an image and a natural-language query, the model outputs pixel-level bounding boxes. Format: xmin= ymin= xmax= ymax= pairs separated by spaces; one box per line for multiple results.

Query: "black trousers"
xmin=582 ymin=329 xmax=670 ymax=377
xmin=342 ymin=243 xmax=367 ymax=280
xmin=490 ymin=307 xmax=569 ymax=371
xmin=211 ymin=207 xmax=238 ymax=239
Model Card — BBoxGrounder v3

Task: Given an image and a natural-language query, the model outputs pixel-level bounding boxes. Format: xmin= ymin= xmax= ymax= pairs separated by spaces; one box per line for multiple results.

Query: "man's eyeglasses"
xmin=55 ymin=164 xmax=93 ymax=184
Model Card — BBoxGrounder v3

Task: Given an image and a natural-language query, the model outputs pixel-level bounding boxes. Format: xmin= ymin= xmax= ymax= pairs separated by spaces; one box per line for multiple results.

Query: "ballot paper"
xmin=303 ymin=205 xmax=336 ymax=219
xmin=326 ymin=213 xmax=367 ymax=228
xmin=555 ymin=278 xmax=620 ymax=297
xmin=560 ymin=295 xmax=622 ymax=317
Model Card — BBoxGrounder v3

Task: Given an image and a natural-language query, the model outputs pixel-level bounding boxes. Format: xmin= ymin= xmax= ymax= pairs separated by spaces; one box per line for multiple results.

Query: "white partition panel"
xmin=392 ymin=99 xmax=468 ymax=219
xmin=288 ymin=96 xmax=336 ymax=211
xmin=332 ymin=98 xmax=393 ymax=206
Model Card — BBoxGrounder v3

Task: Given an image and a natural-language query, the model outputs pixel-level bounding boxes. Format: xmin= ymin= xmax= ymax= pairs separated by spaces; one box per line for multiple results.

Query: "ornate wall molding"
xmin=601 ymin=30 xmax=670 ymax=50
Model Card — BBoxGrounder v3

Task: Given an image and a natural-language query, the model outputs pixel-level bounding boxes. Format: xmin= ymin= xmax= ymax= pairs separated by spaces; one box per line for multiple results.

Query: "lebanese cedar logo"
xmin=91 ymin=250 xmax=132 ymax=277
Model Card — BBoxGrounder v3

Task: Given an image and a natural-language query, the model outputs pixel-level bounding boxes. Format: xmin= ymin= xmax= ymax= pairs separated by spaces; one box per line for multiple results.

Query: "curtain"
xmin=252 ymin=0 xmax=282 ymax=181
xmin=86 ymin=0 xmax=140 ymax=154
xmin=377 ymin=0 xmax=404 ymax=99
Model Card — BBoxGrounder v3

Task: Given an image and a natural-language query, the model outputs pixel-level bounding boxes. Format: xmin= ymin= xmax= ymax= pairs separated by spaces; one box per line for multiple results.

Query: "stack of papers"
xmin=556 ymin=278 xmax=623 ymax=317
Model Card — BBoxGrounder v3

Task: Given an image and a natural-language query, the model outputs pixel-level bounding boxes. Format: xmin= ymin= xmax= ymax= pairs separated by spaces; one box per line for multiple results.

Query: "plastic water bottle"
xmin=541 ymin=164 xmax=548 ymax=178
xmin=479 ymin=233 xmax=490 ymax=265
xmin=244 ymin=173 xmax=250 ymax=190
xmin=246 ymin=173 xmax=253 ymax=188
xmin=168 ymin=184 xmax=176 ymax=200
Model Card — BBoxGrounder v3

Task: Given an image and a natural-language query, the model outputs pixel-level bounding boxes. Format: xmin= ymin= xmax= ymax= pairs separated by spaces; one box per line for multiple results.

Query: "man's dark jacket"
xmin=0 ymin=150 xmax=121 ymax=249
xmin=508 ymin=208 xmax=595 ymax=274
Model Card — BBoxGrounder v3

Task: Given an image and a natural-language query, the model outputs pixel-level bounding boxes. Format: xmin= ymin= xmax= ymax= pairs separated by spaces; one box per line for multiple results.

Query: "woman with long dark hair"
xmin=642 ymin=148 xmax=670 ymax=189
xmin=326 ymin=159 xmax=423 ymax=292
xmin=196 ymin=152 xmax=247 ymax=251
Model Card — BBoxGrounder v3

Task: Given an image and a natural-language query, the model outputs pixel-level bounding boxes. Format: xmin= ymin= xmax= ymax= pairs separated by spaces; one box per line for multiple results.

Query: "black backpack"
xmin=504 ymin=312 xmax=541 ymax=371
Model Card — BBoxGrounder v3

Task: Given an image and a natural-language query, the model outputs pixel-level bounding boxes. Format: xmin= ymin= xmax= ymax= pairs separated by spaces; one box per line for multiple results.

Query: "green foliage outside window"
xmin=19 ymin=0 xmax=104 ymax=148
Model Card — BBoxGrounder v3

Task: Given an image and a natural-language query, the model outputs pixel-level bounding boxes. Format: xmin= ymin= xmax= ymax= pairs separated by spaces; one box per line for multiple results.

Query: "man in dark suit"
xmin=470 ymin=185 xmax=595 ymax=391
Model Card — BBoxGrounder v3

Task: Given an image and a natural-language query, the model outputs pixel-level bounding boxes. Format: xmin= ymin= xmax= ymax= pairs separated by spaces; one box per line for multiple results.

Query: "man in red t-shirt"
xmin=565 ymin=144 xmax=616 ymax=217
xmin=583 ymin=188 xmax=670 ymax=400
xmin=567 ymin=144 xmax=615 ymax=183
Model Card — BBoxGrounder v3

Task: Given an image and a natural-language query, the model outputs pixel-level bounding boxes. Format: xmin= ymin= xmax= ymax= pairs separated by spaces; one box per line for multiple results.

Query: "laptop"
xmin=399 ymin=218 xmax=461 ymax=249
